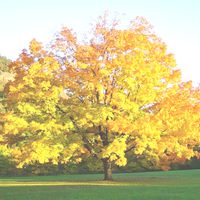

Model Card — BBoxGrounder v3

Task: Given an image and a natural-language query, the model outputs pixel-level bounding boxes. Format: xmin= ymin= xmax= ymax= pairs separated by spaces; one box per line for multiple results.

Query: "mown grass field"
xmin=0 ymin=169 xmax=200 ymax=200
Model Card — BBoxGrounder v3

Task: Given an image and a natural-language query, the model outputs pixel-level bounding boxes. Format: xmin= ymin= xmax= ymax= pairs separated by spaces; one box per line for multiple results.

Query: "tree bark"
xmin=102 ymin=158 xmax=113 ymax=181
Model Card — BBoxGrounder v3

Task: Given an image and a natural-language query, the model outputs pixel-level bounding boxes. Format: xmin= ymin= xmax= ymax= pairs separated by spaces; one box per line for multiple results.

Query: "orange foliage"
xmin=1 ymin=14 xmax=200 ymax=172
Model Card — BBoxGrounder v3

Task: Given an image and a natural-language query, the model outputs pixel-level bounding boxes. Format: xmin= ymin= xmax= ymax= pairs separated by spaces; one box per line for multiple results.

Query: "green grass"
xmin=0 ymin=169 xmax=200 ymax=200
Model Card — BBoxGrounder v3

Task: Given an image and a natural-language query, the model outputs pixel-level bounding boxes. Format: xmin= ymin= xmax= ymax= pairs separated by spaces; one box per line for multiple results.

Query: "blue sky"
xmin=0 ymin=0 xmax=199 ymax=84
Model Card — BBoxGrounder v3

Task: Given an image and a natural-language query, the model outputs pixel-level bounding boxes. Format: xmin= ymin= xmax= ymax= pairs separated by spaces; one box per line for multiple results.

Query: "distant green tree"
xmin=0 ymin=55 xmax=13 ymax=110
xmin=0 ymin=55 xmax=11 ymax=72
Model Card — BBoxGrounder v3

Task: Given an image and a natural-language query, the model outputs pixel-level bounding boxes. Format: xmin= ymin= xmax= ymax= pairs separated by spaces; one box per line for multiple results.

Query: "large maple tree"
xmin=2 ymin=15 xmax=200 ymax=180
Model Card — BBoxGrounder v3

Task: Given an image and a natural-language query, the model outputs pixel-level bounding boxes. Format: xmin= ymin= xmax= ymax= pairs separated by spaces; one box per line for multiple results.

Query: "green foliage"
xmin=0 ymin=55 xmax=13 ymax=112
xmin=0 ymin=155 xmax=16 ymax=176
xmin=0 ymin=145 xmax=16 ymax=176
xmin=0 ymin=55 xmax=11 ymax=72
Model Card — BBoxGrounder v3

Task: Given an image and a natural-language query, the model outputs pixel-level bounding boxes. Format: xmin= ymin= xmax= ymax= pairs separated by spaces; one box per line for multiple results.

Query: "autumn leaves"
xmin=1 ymin=15 xmax=200 ymax=180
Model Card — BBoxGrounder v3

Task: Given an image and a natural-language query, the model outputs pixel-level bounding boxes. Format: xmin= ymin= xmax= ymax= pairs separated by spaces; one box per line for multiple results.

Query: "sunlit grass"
xmin=0 ymin=181 xmax=132 ymax=187
xmin=0 ymin=169 xmax=200 ymax=200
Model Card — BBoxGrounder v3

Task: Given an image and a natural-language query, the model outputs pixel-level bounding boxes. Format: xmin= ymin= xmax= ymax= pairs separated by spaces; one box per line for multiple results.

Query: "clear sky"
xmin=0 ymin=0 xmax=199 ymax=84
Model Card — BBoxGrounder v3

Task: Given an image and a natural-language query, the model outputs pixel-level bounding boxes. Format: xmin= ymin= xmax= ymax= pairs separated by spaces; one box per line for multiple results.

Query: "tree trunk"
xmin=102 ymin=158 xmax=113 ymax=181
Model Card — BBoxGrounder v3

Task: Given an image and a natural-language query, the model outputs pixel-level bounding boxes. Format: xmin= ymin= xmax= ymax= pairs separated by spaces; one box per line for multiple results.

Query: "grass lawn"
xmin=0 ymin=169 xmax=200 ymax=200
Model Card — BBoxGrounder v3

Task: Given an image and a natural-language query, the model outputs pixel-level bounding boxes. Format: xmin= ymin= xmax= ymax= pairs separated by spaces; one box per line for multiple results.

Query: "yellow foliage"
xmin=2 ymin=14 xmax=200 ymax=173
xmin=102 ymin=136 xmax=127 ymax=166
xmin=4 ymin=114 xmax=28 ymax=135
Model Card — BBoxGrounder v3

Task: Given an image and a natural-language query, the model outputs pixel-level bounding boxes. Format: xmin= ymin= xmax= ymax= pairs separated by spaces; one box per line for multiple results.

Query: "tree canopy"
xmin=1 ymin=15 xmax=200 ymax=180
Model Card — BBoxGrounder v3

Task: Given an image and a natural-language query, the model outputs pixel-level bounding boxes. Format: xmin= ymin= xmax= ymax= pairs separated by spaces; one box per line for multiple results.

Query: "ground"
xmin=0 ymin=169 xmax=200 ymax=200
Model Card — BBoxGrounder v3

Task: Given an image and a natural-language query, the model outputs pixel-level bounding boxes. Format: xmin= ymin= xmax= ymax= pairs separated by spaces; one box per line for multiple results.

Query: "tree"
xmin=2 ymin=15 xmax=200 ymax=180
xmin=0 ymin=55 xmax=11 ymax=72
xmin=0 ymin=55 xmax=13 ymax=111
